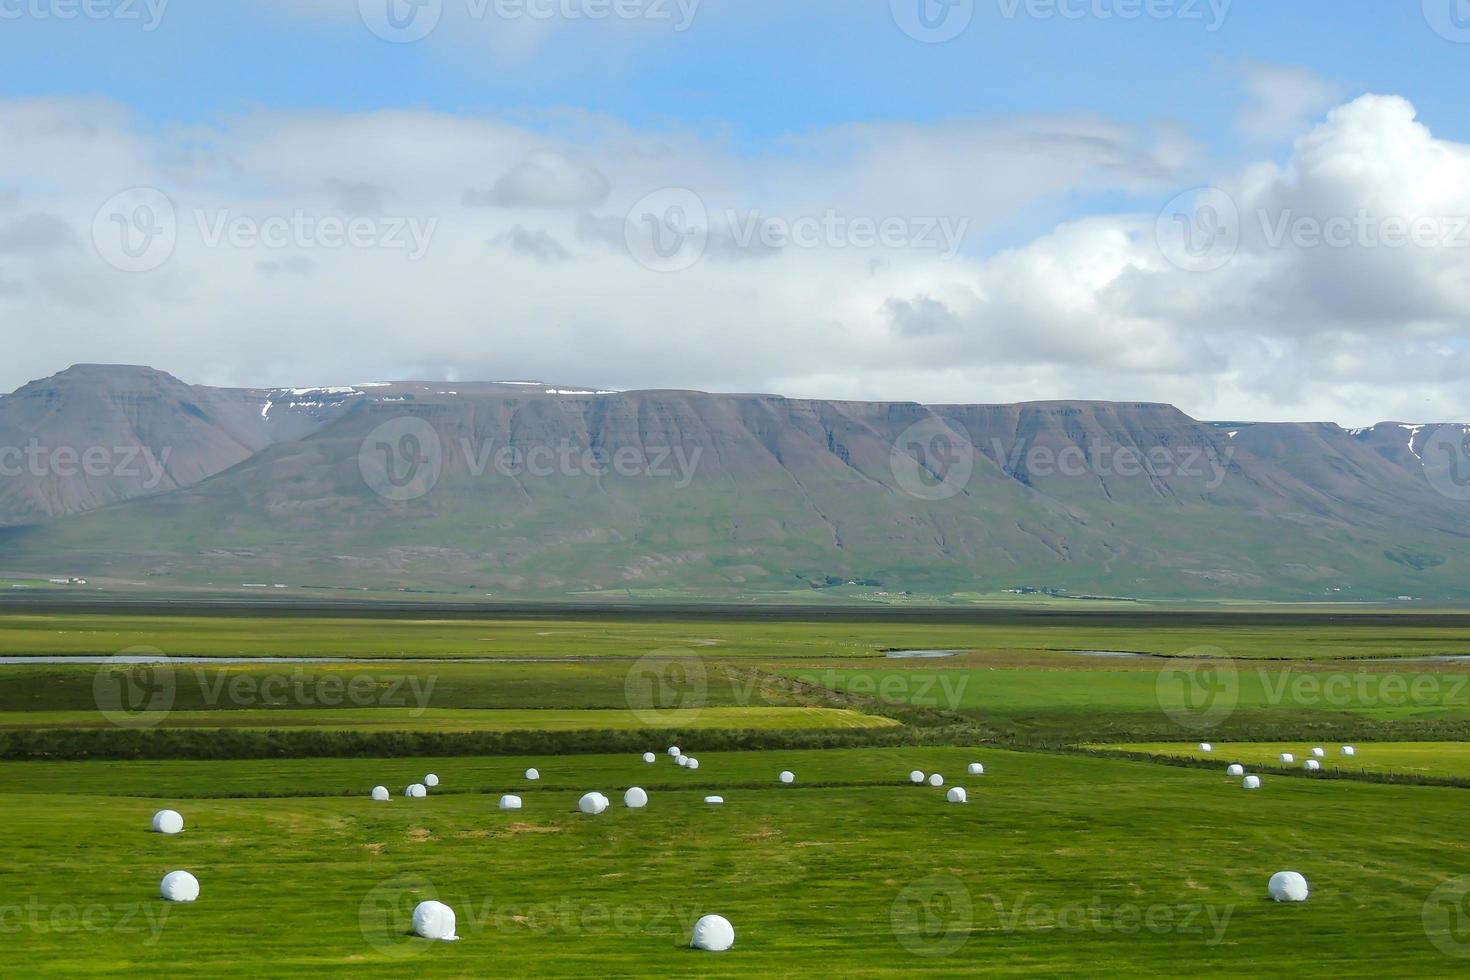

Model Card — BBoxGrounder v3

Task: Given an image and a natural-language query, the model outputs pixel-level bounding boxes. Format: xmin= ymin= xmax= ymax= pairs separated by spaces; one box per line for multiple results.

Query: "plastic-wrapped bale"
xmin=1305 ymin=759 xmax=1321 ymax=771
xmin=412 ymin=900 xmax=460 ymax=940
xmin=1342 ymin=745 xmax=1356 ymax=757
xmin=1279 ymin=753 xmax=1295 ymax=764
xmin=689 ymin=914 xmax=735 ymax=952
xmin=152 ymin=809 xmax=184 ymax=835
xmin=371 ymin=785 xmax=391 ymax=802
xmin=967 ymin=763 xmax=984 ymax=776
xmin=624 ymin=787 xmax=649 ymax=808
xmin=1268 ymin=871 xmax=1309 ymax=902
xmin=779 ymin=771 xmax=795 ymax=784
xmin=667 ymin=746 xmax=681 ymax=757
xmin=677 ymin=756 xmax=691 ymax=768
xmin=1242 ymin=775 xmax=1262 ymax=789
xmin=704 ymin=796 xmax=725 ymax=805
xmin=579 ymin=792 xmax=609 ymax=815
xmin=946 ymin=786 xmax=968 ymax=804
xmin=1310 ymin=747 xmax=1325 ymax=758
xmin=1226 ymin=764 xmax=1245 ymax=777
xmin=424 ymin=774 xmax=440 ymax=787
xmin=642 ymin=752 xmax=656 ymax=763
xmin=1199 ymin=742 xmax=1213 ymax=752
xmin=160 ymin=870 xmax=199 ymax=903
xmin=405 ymin=783 xmax=427 ymax=798
xmin=928 ymin=773 xmax=944 ymax=787
xmin=499 ymin=794 xmax=523 ymax=810
xmin=687 ymin=758 xmax=701 ymax=770
xmin=525 ymin=768 xmax=541 ymax=781
xmin=909 ymin=770 xmax=925 ymax=784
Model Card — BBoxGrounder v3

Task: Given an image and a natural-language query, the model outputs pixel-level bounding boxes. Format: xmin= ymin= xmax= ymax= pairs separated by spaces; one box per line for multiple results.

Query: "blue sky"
xmin=2 ymin=1 xmax=1469 ymax=424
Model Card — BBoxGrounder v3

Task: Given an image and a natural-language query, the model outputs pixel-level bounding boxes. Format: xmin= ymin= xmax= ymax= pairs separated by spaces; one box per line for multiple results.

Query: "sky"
xmin=1 ymin=0 xmax=1469 ymax=424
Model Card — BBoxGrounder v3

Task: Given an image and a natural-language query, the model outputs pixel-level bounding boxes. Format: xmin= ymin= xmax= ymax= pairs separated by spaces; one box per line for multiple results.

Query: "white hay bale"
xmin=689 ymin=913 xmax=735 ymax=952
xmin=624 ymin=787 xmax=649 ymax=808
xmin=945 ymin=786 xmax=968 ymax=804
xmin=1242 ymin=775 xmax=1262 ymax=789
xmin=151 ymin=809 xmax=184 ymax=835
xmin=1279 ymin=753 xmax=1295 ymax=764
xmin=412 ymin=900 xmax=460 ymax=941
xmin=1268 ymin=871 xmax=1309 ymax=902
xmin=578 ymin=792 xmax=609 ymax=815
xmin=642 ymin=752 xmax=656 ymax=763
xmin=524 ymin=768 xmax=540 ymax=781
xmin=1341 ymin=745 xmax=1356 ymax=757
xmin=779 ymin=770 xmax=795 ymax=784
xmin=704 ymin=796 xmax=724 ymax=805
xmin=667 ymin=746 xmax=681 ymax=757
xmin=677 ymin=755 xmax=691 ymax=768
xmin=1226 ymin=764 xmax=1244 ymax=777
xmin=405 ymin=783 xmax=427 ymax=798
xmin=687 ymin=758 xmax=700 ymax=770
xmin=909 ymin=770 xmax=925 ymax=784
xmin=928 ymin=773 xmax=944 ymax=787
xmin=1199 ymin=742 xmax=1213 ymax=752
xmin=159 ymin=870 xmax=199 ymax=903
xmin=499 ymin=794 xmax=523 ymax=810
xmin=424 ymin=773 xmax=440 ymax=787
xmin=1305 ymin=759 xmax=1321 ymax=771
xmin=967 ymin=763 xmax=984 ymax=776
xmin=370 ymin=785 xmax=390 ymax=802
xmin=1310 ymin=747 xmax=1324 ymax=758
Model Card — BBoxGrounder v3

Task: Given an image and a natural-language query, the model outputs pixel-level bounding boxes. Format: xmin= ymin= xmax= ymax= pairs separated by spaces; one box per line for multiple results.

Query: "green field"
xmin=0 ymin=706 xmax=893 ymax=733
xmin=1090 ymin=741 xmax=1470 ymax=781
xmin=5 ymin=607 xmax=1470 ymax=975
xmin=6 ymin=747 xmax=1470 ymax=976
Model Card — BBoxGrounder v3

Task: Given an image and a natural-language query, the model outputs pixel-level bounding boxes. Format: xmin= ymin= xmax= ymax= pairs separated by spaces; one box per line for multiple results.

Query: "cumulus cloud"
xmin=0 ymin=92 xmax=1466 ymax=426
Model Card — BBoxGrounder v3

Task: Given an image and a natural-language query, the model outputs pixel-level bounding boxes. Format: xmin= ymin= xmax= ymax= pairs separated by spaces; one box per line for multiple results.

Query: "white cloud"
xmin=1235 ymin=63 xmax=1343 ymax=141
xmin=0 ymin=93 xmax=1466 ymax=427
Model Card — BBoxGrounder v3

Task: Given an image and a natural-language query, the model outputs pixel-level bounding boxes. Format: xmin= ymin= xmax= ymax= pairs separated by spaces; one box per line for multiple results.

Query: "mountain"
xmin=1 ymin=365 xmax=1468 ymax=600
